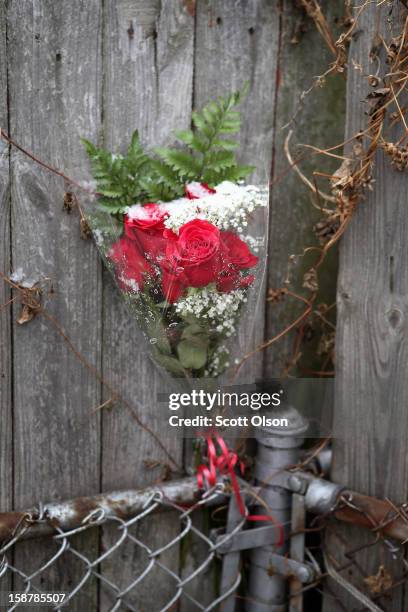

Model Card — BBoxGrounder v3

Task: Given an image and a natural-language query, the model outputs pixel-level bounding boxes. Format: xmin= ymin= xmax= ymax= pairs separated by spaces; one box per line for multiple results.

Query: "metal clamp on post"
xmin=285 ymin=472 xmax=345 ymax=515
xmin=246 ymin=405 xmax=309 ymax=612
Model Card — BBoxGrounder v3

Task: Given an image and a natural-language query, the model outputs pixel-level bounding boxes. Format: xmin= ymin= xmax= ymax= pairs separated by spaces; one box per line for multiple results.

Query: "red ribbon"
xmin=197 ymin=432 xmax=284 ymax=548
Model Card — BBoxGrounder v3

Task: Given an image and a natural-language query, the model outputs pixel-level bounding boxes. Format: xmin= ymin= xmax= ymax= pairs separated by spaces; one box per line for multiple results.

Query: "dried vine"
xmin=236 ymin=1 xmax=408 ymax=378
xmin=1 ymin=1 xmax=407 ymax=387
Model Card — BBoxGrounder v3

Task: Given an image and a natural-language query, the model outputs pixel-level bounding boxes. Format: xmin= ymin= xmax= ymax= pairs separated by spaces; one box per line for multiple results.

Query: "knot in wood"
xmin=386 ymin=307 xmax=403 ymax=330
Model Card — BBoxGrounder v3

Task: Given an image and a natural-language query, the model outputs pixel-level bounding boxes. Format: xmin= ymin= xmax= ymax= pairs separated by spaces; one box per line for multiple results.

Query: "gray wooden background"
xmin=327 ymin=3 xmax=408 ymax=611
xmin=0 ymin=1 xmax=344 ymax=609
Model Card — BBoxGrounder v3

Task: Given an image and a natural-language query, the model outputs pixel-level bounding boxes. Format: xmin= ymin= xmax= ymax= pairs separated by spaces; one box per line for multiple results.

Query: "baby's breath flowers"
xmin=161 ymin=181 xmax=268 ymax=235
xmin=84 ymin=89 xmax=268 ymax=379
xmin=174 ymin=285 xmax=247 ymax=337
xmin=205 ymin=345 xmax=231 ymax=377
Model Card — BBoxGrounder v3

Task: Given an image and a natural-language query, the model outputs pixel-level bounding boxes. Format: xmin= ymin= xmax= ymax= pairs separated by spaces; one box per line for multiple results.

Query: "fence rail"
xmin=1 ymin=434 xmax=407 ymax=612
xmin=0 ymin=480 xmax=231 ymax=612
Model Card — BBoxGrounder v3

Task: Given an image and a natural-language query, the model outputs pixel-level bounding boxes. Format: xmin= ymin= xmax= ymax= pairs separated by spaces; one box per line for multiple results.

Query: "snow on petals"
xmin=163 ymin=181 xmax=268 ymax=234
xmin=185 ymin=182 xmax=216 ymax=199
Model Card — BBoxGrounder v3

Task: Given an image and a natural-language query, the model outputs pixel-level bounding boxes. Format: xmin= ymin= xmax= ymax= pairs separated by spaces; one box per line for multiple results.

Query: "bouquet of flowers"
xmin=83 ymin=90 xmax=268 ymax=379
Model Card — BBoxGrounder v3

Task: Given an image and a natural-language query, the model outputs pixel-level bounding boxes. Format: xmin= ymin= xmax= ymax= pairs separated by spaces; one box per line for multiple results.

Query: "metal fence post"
xmin=247 ymin=406 xmax=308 ymax=612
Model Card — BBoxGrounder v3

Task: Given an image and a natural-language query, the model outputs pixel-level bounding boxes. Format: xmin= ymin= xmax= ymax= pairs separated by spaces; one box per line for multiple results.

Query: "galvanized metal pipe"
xmin=247 ymin=406 xmax=308 ymax=612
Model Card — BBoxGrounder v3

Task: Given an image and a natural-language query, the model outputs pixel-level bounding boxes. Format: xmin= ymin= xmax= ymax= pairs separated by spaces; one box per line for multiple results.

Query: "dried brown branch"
xmin=0 ymin=269 xmax=181 ymax=473
xmin=297 ymin=0 xmax=338 ymax=56
xmin=0 ymin=128 xmax=96 ymax=196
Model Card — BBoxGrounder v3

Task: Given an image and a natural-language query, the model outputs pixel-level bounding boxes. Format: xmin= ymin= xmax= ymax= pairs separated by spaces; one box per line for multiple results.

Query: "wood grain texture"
xmin=0 ymin=0 xmax=12 ymax=517
xmin=0 ymin=2 xmax=12 ymax=599
xmin=0 ymin=1 xmax=352 ymax=609
xmin=179 ymin=2 xmax=280 ymax=606
xmin=195 ymin=0 xmax=280 ymax=388
xmin=265 ymin=0 xmax=345 ymax=378
xmin=0 ymin=2 xmax=11 ymax=602
xmin=326 ymin=4 xmax=408 ymax=611
xmin=6 ymin=1 xmax=102 ymax=607
xmin=100 ymin=1 xmax=194 ymax=608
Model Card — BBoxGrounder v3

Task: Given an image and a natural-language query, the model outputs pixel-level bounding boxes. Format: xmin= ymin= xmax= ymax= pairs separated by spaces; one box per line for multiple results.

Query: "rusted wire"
xmin=0 ymin=479 xmax=236 ymax=612
xmin=0 ymin=269 xmax=182 ymax=473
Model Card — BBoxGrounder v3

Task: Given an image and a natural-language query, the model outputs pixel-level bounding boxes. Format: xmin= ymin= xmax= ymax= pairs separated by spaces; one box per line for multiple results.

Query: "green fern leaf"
xmin=174 ymin=130 xmax=194 ymax=145
xmin=209 ymin=150 xmax=236 ymax=170
xmin=212 ymin=138 xmax=239 ymax=151
xmin=83 ymin=87 xmax=251 ymax=212
xmin=98 ymin=189 xmax=125 ymax=198
xmin=155 ymin=148 xmax=201 ymax=178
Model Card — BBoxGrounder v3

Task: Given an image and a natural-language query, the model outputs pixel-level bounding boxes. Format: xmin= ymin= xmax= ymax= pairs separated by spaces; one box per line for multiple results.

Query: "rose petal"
xmin=185 ymin=182 xmax=216 ymax=200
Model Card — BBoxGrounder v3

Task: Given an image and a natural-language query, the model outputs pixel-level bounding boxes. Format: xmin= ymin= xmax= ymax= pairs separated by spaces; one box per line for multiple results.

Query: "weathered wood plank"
xmin=0 ymin=1 xmax=12 ymax=599
xmin=179 ymin=2 xmax=280 ymax=607
xmin=0 ymin=5 xmax=14 ymax=603
xmin=327 ymin=3 xmax=408 ymax=611
xmin=7 ymin=1 xmax=102 ymax=607
xmin=265 ymin=0 xmax=345 ymax=378
xmin=194 ymin=0 xmax=280 ymax=388
xmin=100 ymin=1 xmax=194 ymax=608
xmin=0 ymin=0 xmax=12 ymax=516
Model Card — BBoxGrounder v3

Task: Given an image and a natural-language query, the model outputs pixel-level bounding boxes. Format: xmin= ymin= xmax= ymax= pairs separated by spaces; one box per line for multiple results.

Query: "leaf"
xmin=83 ymin=87 xmax=250 ymax=211
xmin=181 ymin=324 xmax=207 ymax=340
xmin=17 ymin=304 xmax=36 ymax=325
xmin=192 ymin=112 xmax=207 ymax=131
xmin=82 ymin=133 xmax=152 ymax=213
xmin=128 ymin=130 xmax=142 ymax=155
xmin=218 ymin=122 xmax=241 ymax=134
xmin=213 ymin=138 xmax=239 ymax=151
xmin=150 ymin=159 xmax=182 ymax=184
xmin=174 ymin=129 xmax=194 ymax=145
xmin=99 ymin=189 xmax=125 ymax=198
xmin=208 ymin=150 xmax=236 ymax=170
xmin=154 ymin=353 xmax=186 ymax=376
xmin=81 ymin=137 xmax=98 ymax=157
xmin=97 ymin=199 xmax=128 ymax=214
xmin=155 ymin=148 xmax=202 ymax=178
xmin=177 ymin=339 xmax=208 ymax=370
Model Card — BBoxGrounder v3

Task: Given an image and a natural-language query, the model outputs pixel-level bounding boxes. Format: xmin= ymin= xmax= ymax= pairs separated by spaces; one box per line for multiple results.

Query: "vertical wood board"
xmin=265 ymin=0 xmax=345 ymax=378
xmin=327 ymin=4 xmax=408 ymax=611
xmin=7 ymin=1 xmax=103 ymax=607
xmin=0 ymin=0 xmax=12 ymax=519
xmin=100 ymin=1 xmax=194 ymax=608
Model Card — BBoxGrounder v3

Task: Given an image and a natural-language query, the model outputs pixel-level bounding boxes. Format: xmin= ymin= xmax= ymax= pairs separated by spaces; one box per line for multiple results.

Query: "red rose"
xmin=165 ymin=219 xmax=223 ymax=288
xmin=216 ymin=232 xmax=258 ymax=292
xmin=125 ymin=203 xmax=167 ymax=259
xmin=125 ymin=202 xmax=167 ymax=231
xmin=185 ymin=182 xmax=216 ymax=200
xmin=216 ymin=265 xmax=240 ymax=293
xmin=161 ymin=222 xmax=259 ymax=301
xmin=161 ymin=269 xmax=187 ymax=303
xmin=216 ymin=267 xmax=256 ymax=293
xmin=108 ymin=236 xmax=154 ymax=292
xmin=220 ymin=231 xmax=259 ymax=269
xmin=239 ymin=274 xmax=255 ymax=288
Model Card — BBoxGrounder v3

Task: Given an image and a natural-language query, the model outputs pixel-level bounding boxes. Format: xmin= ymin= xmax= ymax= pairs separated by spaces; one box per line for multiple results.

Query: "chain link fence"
xmin=1 ymin=438 xmax=408 ymax=611
xmin=0 ymin=479 xmax=240 ymax=611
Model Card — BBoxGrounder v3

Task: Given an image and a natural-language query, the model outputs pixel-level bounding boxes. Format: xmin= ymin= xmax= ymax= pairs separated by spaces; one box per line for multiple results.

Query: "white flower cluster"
xmin=162 ymin=181 xmax=268 ymax=234
xmin=240 ymin=234 xmax=266 ymax=254
xmin=204 ymin=345 xmax=230 ymax=377
xmin=174 ymin=286 xmax=247 ymax=337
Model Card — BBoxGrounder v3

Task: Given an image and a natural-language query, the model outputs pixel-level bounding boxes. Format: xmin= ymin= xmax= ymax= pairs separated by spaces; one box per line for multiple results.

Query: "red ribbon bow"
xmin=197 ymin=432 xmax=284 ymax=548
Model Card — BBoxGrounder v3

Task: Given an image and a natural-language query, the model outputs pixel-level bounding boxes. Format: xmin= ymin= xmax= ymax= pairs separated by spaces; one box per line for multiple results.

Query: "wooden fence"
xmin=0 ymin=1 xmax=344 ymax=609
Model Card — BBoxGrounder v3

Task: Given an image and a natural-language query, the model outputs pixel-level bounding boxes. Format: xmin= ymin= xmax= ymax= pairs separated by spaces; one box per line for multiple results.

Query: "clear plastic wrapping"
xmin=89 ymin=180 xmax=268 ymax=381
